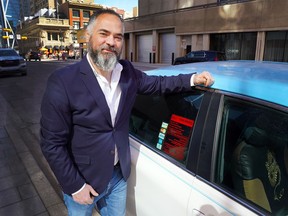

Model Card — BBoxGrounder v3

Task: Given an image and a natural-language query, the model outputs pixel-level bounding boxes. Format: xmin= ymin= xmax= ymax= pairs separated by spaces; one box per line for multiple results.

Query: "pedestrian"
xmin=40 ymin=8 xmax=214 ymax=216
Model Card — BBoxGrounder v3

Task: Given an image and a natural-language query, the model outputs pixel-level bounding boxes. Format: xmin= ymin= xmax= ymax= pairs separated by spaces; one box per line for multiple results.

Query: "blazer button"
xmin=110 ymin=150 xmax=115 ymax=155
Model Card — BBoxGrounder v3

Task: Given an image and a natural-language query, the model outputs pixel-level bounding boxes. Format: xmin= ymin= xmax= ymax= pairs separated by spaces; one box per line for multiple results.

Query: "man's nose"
xmin=106 ymin=35 xmax=115 ymax=46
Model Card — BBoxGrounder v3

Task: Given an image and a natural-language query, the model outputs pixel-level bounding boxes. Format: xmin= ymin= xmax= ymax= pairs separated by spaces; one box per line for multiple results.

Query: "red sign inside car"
xmin=162 ymin=114 xmax=194 ymax=161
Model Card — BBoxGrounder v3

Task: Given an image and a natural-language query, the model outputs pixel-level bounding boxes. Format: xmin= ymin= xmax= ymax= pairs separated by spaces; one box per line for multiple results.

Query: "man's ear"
xmin=85 ymin=31 xmax=90 ymax=42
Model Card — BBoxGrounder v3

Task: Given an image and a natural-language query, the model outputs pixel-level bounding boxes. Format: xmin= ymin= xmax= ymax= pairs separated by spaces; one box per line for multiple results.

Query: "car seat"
xmin=231 ymin=115 xmax=288 ymax=215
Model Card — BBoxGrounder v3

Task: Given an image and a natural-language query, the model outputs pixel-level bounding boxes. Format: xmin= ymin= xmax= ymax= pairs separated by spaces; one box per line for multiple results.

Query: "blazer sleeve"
xmin=40 ymin=72 xmax=85 ymax=194
xmin=120 ymin=60 xmax=194 ymax=95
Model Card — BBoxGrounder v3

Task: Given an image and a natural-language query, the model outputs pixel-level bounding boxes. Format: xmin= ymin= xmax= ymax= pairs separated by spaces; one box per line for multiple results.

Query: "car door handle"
xmin=192 ymin=209 xmax=205 ymax=216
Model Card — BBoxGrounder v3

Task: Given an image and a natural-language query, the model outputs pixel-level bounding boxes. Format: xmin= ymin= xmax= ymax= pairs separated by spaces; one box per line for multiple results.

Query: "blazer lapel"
xmin=115 ymin=67 xmax=129 ymax=124
xmin=79 ymin=57 xmax=112 ymax=125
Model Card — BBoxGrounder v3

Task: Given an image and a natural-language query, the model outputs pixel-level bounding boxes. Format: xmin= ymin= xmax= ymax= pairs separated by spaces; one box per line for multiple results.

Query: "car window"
xmin=193 ymin=52 xmax=205 ymax=58
xmin=0 ymin=49 xmax=18 ymax=56
xmin=214 ymin=98 xmax=288 ymax=215
xmin=187 ymin=52 xmax=195 ymax=58
xmin=129 ymin=91 xmax=204 ymax=164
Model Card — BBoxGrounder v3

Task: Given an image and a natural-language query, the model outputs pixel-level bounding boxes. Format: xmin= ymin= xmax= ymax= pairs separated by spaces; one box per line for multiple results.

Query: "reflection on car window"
xmin=215 ymin=98 xmax=288 ymax=215
xmin=129 ymin=91 xmax=204 ymax=164
xmin=0 ymin=49 xmax=18 ymax=56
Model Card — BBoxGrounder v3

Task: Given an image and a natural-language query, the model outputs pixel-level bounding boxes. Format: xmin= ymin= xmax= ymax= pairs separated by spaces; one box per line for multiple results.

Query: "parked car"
xmin=0 ymin=48 xmax=27 ymax=76
xmin=127 ymin=61 xmax=288 ymax=216
xmin=27 ymin=51 xmax=41 ymax=61
xmin=173 ymin=50 xmax=226 ymax=65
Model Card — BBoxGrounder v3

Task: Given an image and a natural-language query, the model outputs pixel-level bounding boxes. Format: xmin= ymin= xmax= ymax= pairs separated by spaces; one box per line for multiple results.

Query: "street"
xmin=0 ymin=59 xmax=168 ymax=216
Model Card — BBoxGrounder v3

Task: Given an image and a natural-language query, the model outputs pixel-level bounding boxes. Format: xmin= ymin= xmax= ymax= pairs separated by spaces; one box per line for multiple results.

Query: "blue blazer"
xmin=40 ymin=56 xmax=193 ymax=195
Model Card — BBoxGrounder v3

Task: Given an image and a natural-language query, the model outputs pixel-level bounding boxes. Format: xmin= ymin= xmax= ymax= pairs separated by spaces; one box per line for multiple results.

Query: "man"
xmin=40 ymin=9 xmax=214 ymax=216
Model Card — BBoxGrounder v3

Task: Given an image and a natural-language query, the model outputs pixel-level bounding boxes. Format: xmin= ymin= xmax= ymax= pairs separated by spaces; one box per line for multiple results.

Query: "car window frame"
xmin=196 ymin=90 xmax=288 ymax=216
xmin=129 ymin=88 xmax=213 ymax=173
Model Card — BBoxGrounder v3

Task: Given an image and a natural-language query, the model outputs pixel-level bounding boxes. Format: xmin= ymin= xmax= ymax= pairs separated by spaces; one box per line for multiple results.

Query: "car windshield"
xmin=0 ymin=49 xmax=18 ymax=56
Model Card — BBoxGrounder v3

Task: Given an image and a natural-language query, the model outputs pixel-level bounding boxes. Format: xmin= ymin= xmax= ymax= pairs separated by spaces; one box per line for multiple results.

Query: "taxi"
xmin=127 ymin=61 xmax=288 ymax=216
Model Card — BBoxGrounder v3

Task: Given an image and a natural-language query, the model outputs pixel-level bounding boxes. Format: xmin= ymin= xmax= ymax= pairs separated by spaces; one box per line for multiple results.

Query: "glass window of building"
xmin=3 ymin=0 xmax=20 ymax=29
xmin=52 ymin=33 xmax=58 ymax=41
xmin=73 ymin=9 xmax=80 ymax=17
xmin=47 ymin=32 xmax=52 ymax=41
xmin=47 ymin=32 xmax=58 ymax=41
xmin=83 ymin=11 xmax=90 ymax=18
xmin=210 ymin=32 xmax=257 ymax=60
xmin=73 ymin=21 xmax=80 ymax=30
xmin=263 ymin=31 xmax=288 ymax=62
xmin=83 ymin=22 xmax=89 ymax=28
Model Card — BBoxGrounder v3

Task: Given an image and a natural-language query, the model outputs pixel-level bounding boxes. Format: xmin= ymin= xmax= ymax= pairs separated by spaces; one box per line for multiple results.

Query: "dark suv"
xmin=27 ymin=51 xmax=41 ymax=61
xmin=173 ymin=50 xmax=226 ymax=65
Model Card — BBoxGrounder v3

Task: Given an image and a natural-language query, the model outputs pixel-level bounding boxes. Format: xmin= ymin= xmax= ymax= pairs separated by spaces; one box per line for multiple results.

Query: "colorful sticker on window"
xmin=156 ymin=122 xmax=169 ymax=150
xmin=162 ymin=114 xmax=194 ymax=161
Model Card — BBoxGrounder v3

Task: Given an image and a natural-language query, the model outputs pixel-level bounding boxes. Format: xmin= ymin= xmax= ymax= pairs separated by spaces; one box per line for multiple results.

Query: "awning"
xmin=53 ymin=45 xmax=59 ymax=50
xmin=60 ymin=45 xmax=65 ymax=50
xmin=45 ymin=45 xmax=52 ymax=49
xmin=39 ymin=47 xmax=48 ymax=51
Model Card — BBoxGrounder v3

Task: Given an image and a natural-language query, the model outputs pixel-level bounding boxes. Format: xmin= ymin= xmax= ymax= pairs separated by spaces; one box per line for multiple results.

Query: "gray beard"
xmin=88 ymin=44 xmax=119 ymax=73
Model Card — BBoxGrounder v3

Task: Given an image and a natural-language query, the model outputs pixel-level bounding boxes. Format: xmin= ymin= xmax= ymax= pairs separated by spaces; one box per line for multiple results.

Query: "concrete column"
xmin=192 ymin=34 xmax=210 ymax=51
xmin=191 ymin=35 xmax=197 ymax=51
xmin=176 ymin=35 xmax=182 ymax=57
xmin=203 ymin=34 xmax=210 ymax=50
xmin=255 ymin=31 xmax=266 ymax=61
xmin=152 ymin=30 xmax=158 ymax=63
xmin=129 ymin=33 xmax=135 ymax=62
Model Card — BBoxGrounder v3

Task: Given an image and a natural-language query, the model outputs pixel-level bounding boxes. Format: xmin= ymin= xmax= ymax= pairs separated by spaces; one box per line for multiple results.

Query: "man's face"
xmin=88 ymin=13 xmax=124 ymax=72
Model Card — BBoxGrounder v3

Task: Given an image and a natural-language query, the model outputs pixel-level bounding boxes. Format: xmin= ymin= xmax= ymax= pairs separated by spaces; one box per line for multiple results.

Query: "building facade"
xmin=2 ymin=0 xmax=21 ymax=28
xmin=17 ymin=16 xmax=71 ymax=54
xmin=17 ymin=0 xmax=129 ymax=57
xmin=123 ymin=0 xmax=288 ymax=64
xmin=17 ymin=0 xmax=103 ymax=57
xmin=20 ymin=0 xmax=30 ymax=20
xmin=0 ymin=0 xmax=22 ymax=48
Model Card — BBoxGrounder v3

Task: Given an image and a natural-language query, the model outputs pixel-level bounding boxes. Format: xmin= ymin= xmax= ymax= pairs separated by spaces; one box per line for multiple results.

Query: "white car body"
xmin=127 ymin=139 xmax=258 ymax=216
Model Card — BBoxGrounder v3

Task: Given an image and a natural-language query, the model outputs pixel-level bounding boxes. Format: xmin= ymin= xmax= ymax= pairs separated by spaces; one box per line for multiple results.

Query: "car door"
xmin=190 ymin=92 xmax=288 ymax=216
xmin=127 ymin=90 xmax=207 ymax=216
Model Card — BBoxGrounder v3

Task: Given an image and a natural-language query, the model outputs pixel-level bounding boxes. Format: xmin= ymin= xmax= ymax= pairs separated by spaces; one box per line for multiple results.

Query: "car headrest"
xmin=243 ymin=127 xmax=269 ymax=147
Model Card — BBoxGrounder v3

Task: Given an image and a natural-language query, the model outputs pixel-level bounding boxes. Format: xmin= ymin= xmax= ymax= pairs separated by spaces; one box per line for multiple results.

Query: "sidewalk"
xmin=0 ymin=95 xmax=67 ymax=216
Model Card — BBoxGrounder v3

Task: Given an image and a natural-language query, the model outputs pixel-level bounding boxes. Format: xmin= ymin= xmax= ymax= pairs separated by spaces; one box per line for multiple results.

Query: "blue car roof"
xmin=146 ymin=60 xmax=288 ymax=107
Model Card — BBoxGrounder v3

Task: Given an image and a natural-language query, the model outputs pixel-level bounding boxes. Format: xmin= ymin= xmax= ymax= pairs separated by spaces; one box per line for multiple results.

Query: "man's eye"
xmin=115 ymin=36 xmax=123 ymax=41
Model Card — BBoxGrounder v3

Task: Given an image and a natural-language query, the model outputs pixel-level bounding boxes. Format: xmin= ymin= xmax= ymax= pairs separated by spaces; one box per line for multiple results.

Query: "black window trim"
xmin=190 ymin=92 xmax=222 ymax=177
xmin=185 ymin=91 xmax=214 ymax=172
xmin=214 ymin=89 xmax=287 ymax=113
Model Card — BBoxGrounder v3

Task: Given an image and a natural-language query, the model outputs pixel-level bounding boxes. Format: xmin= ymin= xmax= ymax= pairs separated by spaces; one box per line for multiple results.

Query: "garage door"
xmin=137 ymin=34 xmax=152 ymax=63
xmin=160 ymin=33 xmax=176 ymax=64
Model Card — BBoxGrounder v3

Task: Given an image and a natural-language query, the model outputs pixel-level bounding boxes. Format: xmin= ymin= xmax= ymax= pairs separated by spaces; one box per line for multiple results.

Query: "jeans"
xmin=63 ymin=165 xmax=127 ymax=216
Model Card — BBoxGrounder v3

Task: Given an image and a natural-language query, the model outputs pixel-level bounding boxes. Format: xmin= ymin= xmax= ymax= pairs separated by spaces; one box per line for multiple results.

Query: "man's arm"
xmin=40 ymin=72 xmax=86 ymax=195
xmin=135 ymin=69 xmax=214 ymax=95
